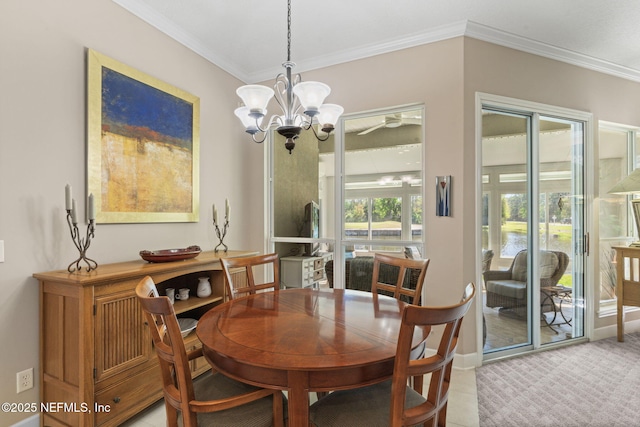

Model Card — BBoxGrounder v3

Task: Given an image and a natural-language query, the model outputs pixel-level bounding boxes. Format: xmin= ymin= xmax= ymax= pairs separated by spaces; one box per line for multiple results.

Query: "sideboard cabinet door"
xmin=94 ymin=290 xmax=151 ymax=382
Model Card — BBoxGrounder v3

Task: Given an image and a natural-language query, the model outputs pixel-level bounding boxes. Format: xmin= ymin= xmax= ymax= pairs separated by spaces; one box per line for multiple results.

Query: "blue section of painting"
xmin=102 ymin=67 xmax=193 ymax=143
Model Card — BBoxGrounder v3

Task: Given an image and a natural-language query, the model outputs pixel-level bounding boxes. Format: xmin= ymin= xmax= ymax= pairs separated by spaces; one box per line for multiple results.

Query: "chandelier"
xmin=234 ymin=0 xmax=343 ymax=153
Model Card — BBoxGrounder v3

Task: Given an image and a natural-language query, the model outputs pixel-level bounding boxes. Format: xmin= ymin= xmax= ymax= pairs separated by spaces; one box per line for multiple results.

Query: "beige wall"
xmin=4 ymin=1 xmax=640 ymax=423
xmin=302 ymin=37 xmax=640 ymax=355
xmin=299 ymin=39 xmax=473 ymax=351
xmin=0 ymin=1 xmax=264 ymax=424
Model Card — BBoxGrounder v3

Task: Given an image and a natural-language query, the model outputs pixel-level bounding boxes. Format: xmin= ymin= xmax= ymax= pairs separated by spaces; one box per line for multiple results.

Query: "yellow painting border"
xmin=87 ymin=48 xmax=200 ymax=223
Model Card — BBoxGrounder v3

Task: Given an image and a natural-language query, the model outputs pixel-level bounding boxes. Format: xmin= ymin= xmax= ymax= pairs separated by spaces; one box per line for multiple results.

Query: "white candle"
xmin=88 ymin=193 xmax=95 ymax=221
xmin=71 ymin=199 xmax=78 ymax=224
xmin=213 ymin=204 xmax=218 ymax=225
xmin=225 ymin=198 xmax=229 ymax=221
xmin=65 ymin=184 xmax=72 ymax=211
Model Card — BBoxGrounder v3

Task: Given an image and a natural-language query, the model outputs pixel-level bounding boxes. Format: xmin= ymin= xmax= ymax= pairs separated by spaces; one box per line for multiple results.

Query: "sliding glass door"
xmin=481 ymin=97 xmax=588 ymax=358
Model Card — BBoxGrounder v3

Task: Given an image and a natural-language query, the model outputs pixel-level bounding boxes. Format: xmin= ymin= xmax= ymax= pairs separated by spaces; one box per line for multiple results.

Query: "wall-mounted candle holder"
xmin=65 ymin=184 xmax=98 ymax=273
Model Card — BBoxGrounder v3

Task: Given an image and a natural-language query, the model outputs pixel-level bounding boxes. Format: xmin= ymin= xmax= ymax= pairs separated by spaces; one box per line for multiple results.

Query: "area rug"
xmin=476 ymin=333 xmax=640 ymax=427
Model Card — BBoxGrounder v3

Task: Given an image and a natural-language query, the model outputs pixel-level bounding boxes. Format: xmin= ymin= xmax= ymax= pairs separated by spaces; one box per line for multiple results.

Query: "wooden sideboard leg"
xmin=618 ymin=299 xmax=624 ymax=342
xmin=615 ymin=247 xmax=625 ymax=343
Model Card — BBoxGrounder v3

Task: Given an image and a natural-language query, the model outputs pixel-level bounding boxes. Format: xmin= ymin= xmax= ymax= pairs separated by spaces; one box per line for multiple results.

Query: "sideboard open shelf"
xmin=34 ymin=249 xmax=256 ymax=427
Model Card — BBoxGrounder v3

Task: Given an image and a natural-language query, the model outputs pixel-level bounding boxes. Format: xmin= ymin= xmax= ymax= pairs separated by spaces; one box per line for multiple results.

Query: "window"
xmin=598 ymin=123 xmax=640 ymax=313
xmin=268 ymin=105 xmax=424 ymax=288
xmin=342 ymin=106 xmax=424 ymax=256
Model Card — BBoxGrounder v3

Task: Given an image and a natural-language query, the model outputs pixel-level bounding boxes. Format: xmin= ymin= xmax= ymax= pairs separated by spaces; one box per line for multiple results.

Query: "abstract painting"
xmin=87 ymin=49 xmax=200 ymax=223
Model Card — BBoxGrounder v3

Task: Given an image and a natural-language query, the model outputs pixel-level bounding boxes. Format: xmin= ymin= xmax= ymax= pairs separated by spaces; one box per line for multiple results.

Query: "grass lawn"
xmin=501 ymin=221 xmax=573 ymax=242
xmin=345 ymin=221 xmax=401 ymax=229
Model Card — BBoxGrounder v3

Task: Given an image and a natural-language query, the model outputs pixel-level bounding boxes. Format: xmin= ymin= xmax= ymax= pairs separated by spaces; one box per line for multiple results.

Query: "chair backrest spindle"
xmin=371 ymin=253 xmax=430 ymax=305
xmin=221 ymin=253 xmax=280 ymax=300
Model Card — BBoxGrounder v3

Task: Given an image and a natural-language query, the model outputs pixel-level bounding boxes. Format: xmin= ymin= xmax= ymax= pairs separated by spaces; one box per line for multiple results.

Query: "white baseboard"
xmin=11 ymin=414 xmax=39 ymax=427
xmin=454 ymin=351 xmax=480 ymax=369
xmin=462 ymin=319 xmax=640 ymax=368
xmin=593 ymin=318 xmax=640 ymax=341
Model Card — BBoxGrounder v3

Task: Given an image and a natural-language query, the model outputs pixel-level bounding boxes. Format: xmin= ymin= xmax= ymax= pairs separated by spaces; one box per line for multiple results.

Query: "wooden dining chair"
xmin=135 ymin=276 xmax=285 ymax=427
xmin=371 ymin=253 xmax=430 ymax=392
xmin=309 ymin=282 xmax=476 ymax=427
xmin=371 ymin=253 xmax=430 ymax=305
xmin=220 ymin=253 xmax=280 ymax=300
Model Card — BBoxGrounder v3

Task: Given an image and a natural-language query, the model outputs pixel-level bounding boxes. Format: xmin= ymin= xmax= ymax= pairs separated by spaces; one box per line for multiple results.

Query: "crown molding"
xmin=112 ymin=1 xmax=640 ymax=84
xmin=465 ymin=21 xmax=640 ymax=83
xmin=247 ymin=21 xmax=468 ymax=83
xmin=112 ymin=0 xmax=252 ymax=82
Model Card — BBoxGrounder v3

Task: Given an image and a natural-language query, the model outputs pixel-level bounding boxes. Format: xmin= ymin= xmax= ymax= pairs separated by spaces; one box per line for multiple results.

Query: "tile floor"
xmin=120 ymin=368 xmax=480 ymax=427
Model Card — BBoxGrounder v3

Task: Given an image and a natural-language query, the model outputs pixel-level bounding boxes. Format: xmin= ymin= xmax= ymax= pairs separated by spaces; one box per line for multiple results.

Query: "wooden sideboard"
xmin=33 ymin=249 xmax=256 ymax=427
xmin=614 ymin=246 xmax=640 ymax=342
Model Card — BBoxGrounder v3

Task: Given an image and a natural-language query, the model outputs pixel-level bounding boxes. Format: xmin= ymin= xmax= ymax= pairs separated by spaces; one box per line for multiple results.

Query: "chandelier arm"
xmin=270 ymin=114 xmax=285 ymax=128
xmin=251 ymin=132 xmax=268 ymax=144
xmin=273 ymin=76 xmax=288 ymax=118
xmin=273 ymin=69 xmax=304 ymax=125
xmin=306 ymin=121 xmax=331 ymax=141
xmin=298 ymin=116 xmax=312 ymax=130
xmin=257 ymin=114 xmax=281 ymax=133
xmin=283 ymin=65 xmax=295 ymax=122
xmin=290 ymin=73 xmax=302 ymax=117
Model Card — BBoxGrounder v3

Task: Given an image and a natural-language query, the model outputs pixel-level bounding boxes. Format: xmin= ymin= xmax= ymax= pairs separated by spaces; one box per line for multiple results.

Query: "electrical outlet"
xmin=17 ymin=368 xmax=33 ymax=393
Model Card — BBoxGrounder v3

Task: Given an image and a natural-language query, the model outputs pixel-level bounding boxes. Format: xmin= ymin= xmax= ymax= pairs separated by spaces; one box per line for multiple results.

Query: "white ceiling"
xmin=114 ymin=0 xmax=640 ymax=84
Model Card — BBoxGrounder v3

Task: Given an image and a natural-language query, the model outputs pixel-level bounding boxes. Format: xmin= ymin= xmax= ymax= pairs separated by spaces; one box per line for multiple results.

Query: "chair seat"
xmin=191 ymin=373 xmax=285 ymax=427
xmin=486 ymin=279 xmax=526 ymax=299
xmin=309 ymin=380 xmax=426 ymax=427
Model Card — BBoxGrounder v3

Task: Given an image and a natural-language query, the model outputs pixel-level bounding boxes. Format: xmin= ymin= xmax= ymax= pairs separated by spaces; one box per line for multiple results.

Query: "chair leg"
xmin=181 ymin=410 xmax=198 ymax=427
xmin=165 ymin=402 xmax=178 ymax=427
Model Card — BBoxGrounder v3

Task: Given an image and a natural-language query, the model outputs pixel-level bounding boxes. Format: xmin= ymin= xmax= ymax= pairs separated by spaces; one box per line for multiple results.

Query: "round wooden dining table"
xmin=196 ymin=288 xmax=429 ymax=427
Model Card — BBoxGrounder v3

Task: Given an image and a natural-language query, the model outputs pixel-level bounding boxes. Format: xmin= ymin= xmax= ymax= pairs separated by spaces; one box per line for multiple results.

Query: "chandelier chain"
xmin=287 ymin=0 xmax=291 ymax=62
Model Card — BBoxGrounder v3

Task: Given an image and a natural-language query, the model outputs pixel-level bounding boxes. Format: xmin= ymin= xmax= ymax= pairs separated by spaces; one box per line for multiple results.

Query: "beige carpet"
xmin=476 ymin=333 xmax=640 ymax=426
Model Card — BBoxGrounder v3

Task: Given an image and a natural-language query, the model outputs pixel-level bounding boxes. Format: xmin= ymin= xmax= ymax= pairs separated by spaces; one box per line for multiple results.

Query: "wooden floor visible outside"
xmin=483 ymin=290 xmax=573 ymax=352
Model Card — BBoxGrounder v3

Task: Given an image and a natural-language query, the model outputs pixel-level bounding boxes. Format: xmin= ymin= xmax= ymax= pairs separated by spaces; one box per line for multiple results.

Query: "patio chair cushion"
xmin=486 ymin=279 xmax=526 ymax=300
xmin=511 ymin=250 xmax=559 ymax=282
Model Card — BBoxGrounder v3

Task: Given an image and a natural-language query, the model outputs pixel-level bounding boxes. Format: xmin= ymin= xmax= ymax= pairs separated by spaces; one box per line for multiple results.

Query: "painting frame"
xmin=87 ymin=49 xmax=200 ymax=223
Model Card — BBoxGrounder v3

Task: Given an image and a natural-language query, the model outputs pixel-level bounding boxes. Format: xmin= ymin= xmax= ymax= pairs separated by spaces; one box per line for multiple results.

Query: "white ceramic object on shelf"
xmin=197 ymin=276 xmax=212 ymax=298
xmin=177 ymin=318 xmax=198 ymax=338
